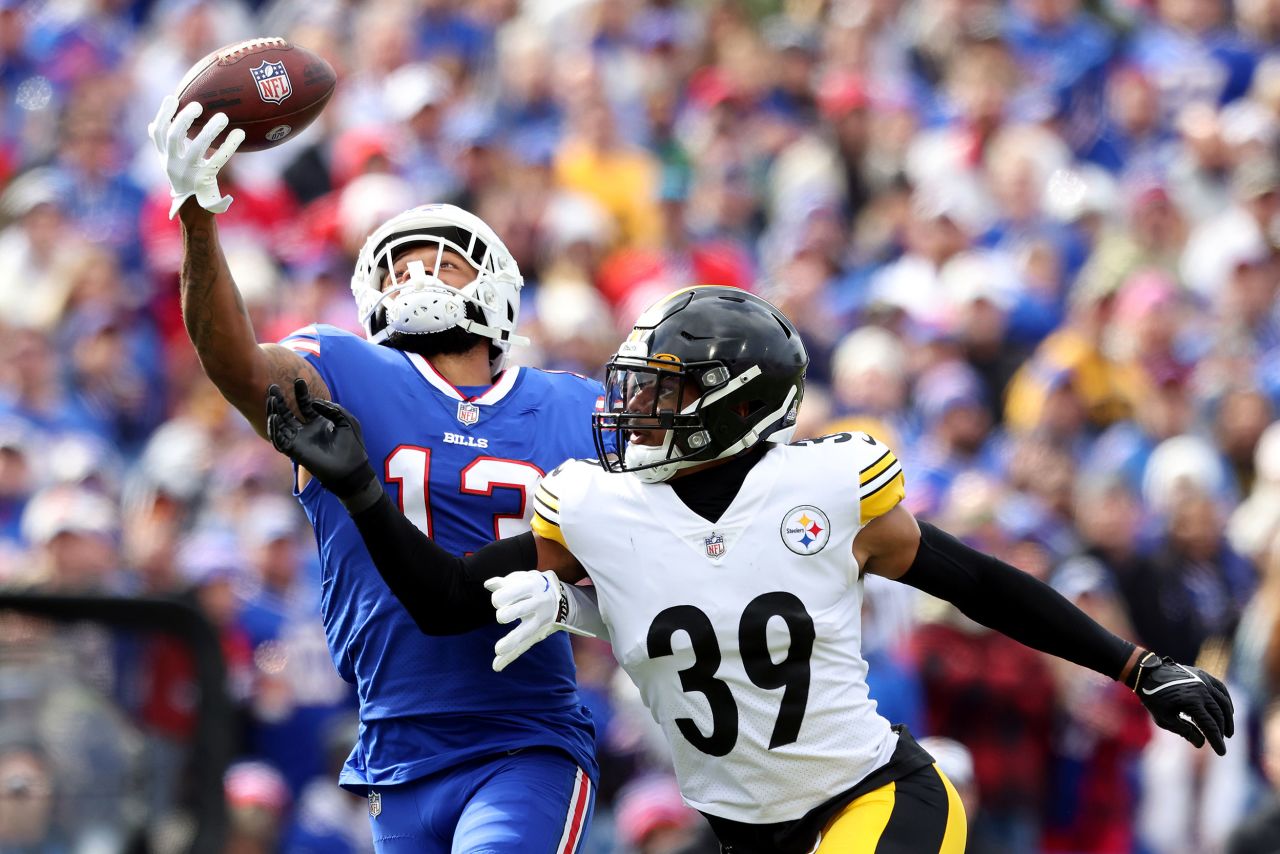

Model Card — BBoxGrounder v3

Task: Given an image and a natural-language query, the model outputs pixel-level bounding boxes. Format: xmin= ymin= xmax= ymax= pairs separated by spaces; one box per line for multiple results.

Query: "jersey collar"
xmin=405 ymin=352 xmax=521 ymax=404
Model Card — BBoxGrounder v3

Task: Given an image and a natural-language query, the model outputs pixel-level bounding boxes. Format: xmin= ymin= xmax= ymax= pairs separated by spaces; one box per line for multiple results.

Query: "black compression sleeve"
xmin=350 ymin=493 xmax=539 ymax=635
xmin=901 ymin=521 xmax=1136 ymax=681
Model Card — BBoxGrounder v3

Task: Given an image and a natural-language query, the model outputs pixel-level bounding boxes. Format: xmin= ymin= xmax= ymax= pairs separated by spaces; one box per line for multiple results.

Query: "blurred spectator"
xmin=1126 ymin=0 xmax=1258 ymax=120
xmin=829 ymin=325 xmax=913 ymax=437
xmin=530 ymin=281 xmax=618 ymax=375
xmin=1123 ymin=436 xmax=1255 ymax=665
xmin=1226 ymin=700 xmax=1280 ymax=853
xmin=49 ymin=100 xmax=146 ymax=271
xmin=224 ymin=760 xmax=290 ymax=854
xmin=1233 ymin=525 xmax=1280 ymax=723
xmin=910 ymin=476 xmax=1055 ymax=852
xmin=1228 ymin=421 xmax=1280 ymax=563
xmin=0 ymin=419 xmax=33 ymax=551
xmin=0 ymin=168 xmax=77 ymax=329
xmin=1214 ymin=388 xmax=1274 ymax=495
xmin=1005 ymin=282 xmax=1136 ymax=434
xmin=59 ymin=282 xmax=166 ymax=457
xmin=237 ymin=496 xmax=353 ymax=796
xmin=943 ymin=250 xmax=1027 ymax=423
xmin=1076 ymin=179 xmax=1187 ymax=310
xmin=1139 ymin=701 xmax=1252 ymax=853
xmin=1042 ymin=558 xmax=1152 ymax=853
xmin=613 ymin=775 xmax=716 ymax=854
xmin=127 ymin=0 xmax=250 ymax=139
xmin=0 ymin=328 xmax=98 ymax=438
xmin=866 ymin=186 xmax=979 ymax=329
xmin=907 ymin=360 xmax=997 ymax=517
xmin=1182 ymin=156 xmax=1280 ymax=302
xmin=0 ymin=0 xmax=36 ymax=171
xmin=0 ymin=737 xmax=62 ymax=853
xmin=383 ymin=62 xmax=460 ymax=203
xmin=18 ymin=484 xmax=120 ymax=593
xmin=910 ymin=593 xmax=1055 ymax=853
xmin=280 ymin=715 xmax=372 ymax=854
xmin=862 ymin=572 xmax=926 ymax=735
xmin=1081 ymin=67 xmax=1171 ymax=176
xmin=139 ymin=530 xmax=253 ymax=820
xmin=1005 ymin=0 xmax=1114 ymax=134
xmin=556 ymin=89 xmax=662 ymax=249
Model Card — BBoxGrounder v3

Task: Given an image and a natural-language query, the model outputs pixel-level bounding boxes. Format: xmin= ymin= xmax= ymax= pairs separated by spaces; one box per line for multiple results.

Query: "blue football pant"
xmin=366 ymin=748 xmax=594 ymax=854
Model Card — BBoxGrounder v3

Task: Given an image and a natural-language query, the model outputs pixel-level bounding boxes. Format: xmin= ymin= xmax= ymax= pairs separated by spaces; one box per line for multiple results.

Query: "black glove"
xmin=1128 ymin=651 xmax=1235 ymax=755
xmin=266 ymin=379 xmax=382 ymax=513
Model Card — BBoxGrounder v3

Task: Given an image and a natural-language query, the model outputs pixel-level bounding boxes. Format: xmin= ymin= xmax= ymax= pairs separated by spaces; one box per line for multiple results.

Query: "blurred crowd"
xmin=0 ymin=0 xmax=1279 ymax=851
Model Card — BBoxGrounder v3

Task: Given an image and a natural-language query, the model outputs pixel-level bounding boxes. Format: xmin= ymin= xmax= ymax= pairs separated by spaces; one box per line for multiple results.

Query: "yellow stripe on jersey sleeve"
xmin=858 ymin=443 xmax=905 ymax=525
xmin=534 ymin=484 xmax=560 ymax=513
xmin=531 ymin=510 xmax=568 ymax=547
xmin=860 ymin=469 xmax=905 ymax=525
xmin=859 ymin=449 xmax=897 ymax=487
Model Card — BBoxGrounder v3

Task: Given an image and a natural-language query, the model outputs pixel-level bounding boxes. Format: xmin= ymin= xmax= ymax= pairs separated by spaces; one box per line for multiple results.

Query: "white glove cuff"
xmin=168 ymin=190 xmax=196 ymax=220
xmin=561 ymin=583 xmax=607 ymax=639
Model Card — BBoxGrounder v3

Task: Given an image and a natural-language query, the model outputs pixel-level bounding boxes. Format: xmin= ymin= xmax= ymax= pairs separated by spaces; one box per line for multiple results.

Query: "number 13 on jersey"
xmin=385 ymin=446 xmax=545 ymax=540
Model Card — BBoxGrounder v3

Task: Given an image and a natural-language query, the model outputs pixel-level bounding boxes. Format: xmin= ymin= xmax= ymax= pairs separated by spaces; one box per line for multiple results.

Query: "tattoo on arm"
xmin=262 ymin=345 xmax=329 ymax=414
xmin=179 ymin=212 xmax=329 ymax=434
xmin=179 ymin=218 xmax=223 ymax=355
xmin=179 ymin=212 xmax=256 ymax=377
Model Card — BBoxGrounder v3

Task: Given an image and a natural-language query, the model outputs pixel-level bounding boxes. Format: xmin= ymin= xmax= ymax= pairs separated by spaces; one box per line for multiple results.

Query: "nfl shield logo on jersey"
xmin=704 ymin=532 xmax=725 ymax=558
xmin=368 ymin=790 xmax=382 ymax=818
xmin=251 ymin=60 xmax=292 ymax=104
xmin=456 ymin=401 xmax=480 ymax=425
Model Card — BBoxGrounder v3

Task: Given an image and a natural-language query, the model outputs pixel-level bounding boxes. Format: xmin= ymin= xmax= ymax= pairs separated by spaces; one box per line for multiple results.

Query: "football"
xmin=175 ymin=37 xmax=336 ymax=153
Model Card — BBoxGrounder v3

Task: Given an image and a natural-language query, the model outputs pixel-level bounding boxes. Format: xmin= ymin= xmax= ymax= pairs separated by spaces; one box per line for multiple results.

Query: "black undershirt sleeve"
xmin=350 ymin=493 xmax=540 ymax=635
xmin=900 ymin=521 xmax=1136 ymax=681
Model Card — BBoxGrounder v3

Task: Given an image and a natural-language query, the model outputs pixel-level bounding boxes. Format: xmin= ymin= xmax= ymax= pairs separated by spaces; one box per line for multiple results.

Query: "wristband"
xmin=340 ymin=474 xmax=384 ymax=515
xmin=1125 ymin=650 xmax=1162 ymax=692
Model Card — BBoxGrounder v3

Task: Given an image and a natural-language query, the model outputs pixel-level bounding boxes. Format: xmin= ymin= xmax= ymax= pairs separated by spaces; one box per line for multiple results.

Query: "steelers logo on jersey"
xmin=780 ymin=505 xmax=831 ymax=555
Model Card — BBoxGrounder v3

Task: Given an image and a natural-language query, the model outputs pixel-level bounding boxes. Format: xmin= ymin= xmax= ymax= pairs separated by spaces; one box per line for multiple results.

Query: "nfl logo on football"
xmin=704 ymin=532 xmax=725 ymax=558
xmin=456 ymin=401 xmax=480 ymax=426
xmin=251 ymin=60 xmax=292 ymax=104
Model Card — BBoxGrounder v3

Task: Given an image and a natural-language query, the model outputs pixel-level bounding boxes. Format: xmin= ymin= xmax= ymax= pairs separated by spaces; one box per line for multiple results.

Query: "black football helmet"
xmin=593 ymin=286 xmax=808 ymax=482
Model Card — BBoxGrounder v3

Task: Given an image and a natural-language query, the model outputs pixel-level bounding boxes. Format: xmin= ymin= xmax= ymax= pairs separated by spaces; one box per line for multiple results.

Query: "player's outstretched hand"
xmin=148 ymin=94 xmax=245 ymax=219
xmin=267 ymin=379 xmax=380 ymax=509
xmin=1130 ymin=652 xmax=1235 ymax=755
xmin=485 ymin=570 xmax=594 ymax=673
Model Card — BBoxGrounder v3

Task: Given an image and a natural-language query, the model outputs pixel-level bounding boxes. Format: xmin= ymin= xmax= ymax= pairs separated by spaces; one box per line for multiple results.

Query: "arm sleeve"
xmin=351 ymin=493 xmax=539 ymax=635
xmin=900 ymin=521 xmax=1136 ymax=681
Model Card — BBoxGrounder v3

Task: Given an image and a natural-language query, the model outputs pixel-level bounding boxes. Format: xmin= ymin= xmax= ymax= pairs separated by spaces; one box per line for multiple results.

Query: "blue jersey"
xmin=280 ymin=324 xmax=603 ymax=791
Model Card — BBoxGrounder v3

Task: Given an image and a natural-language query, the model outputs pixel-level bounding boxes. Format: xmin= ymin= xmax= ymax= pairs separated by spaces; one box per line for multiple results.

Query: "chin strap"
xmin=458 ymin=317 xmax=531 ymax=347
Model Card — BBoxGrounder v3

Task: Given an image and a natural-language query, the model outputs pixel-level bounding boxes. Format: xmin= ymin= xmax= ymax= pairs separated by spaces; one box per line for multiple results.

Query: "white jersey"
xmin=531 ymin=432 xmax=908 ymax=824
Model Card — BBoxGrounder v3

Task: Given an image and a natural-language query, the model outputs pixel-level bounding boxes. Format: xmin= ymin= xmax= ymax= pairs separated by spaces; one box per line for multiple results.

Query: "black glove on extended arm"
xmin=902 ymin=521 xmax=1235 ymax=754
xmin=1123 ymin=651 xmax=1235 ymax=755
xmin=265 ymin=381 xmax=539 ymax=634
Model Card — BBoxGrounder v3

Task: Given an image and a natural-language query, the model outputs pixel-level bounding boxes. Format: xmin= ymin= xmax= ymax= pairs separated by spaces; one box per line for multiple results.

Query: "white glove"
xmin=147 ymin=95 xmax=245 ymax=220
xmin=485 ymin=570 xmax=595 ymax=673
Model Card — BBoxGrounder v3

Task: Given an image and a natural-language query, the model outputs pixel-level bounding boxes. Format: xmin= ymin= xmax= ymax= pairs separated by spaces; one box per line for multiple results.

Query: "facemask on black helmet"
xmin=593 ymin=287 xmax=808 ymax=483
